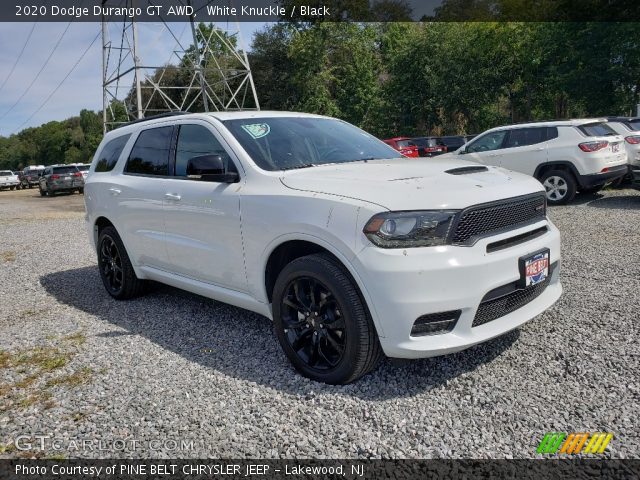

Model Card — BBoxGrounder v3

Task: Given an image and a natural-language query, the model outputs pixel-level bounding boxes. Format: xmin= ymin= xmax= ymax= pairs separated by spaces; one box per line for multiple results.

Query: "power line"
xmin=0 ymin=23 xmax=37 ymax=97
xmin=13 ymin=31 xmax=101 ymax=134
xmin=0 ymin=22 xmax=73 ymax=122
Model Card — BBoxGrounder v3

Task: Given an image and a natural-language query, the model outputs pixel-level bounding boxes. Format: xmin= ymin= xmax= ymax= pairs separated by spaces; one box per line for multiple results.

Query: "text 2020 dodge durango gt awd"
xmin=84 ymin=112 xmax=562 ymax=384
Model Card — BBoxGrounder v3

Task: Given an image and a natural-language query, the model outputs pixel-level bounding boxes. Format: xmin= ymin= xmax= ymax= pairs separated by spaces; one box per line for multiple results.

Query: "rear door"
xmin=162 ymin=121 xmax=247 ymax=292
xmin=116 ymin=125 xmax=174 ymax=270
xmin=498 ymin=127 xmax=550 ymax=176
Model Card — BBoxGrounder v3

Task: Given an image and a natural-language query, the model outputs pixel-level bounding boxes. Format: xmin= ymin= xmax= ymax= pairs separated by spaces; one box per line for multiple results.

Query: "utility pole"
xmin=131 ymin=1 xmax=143 ymax=119
xmin=101 ymin=0 xmax=259 ymax=132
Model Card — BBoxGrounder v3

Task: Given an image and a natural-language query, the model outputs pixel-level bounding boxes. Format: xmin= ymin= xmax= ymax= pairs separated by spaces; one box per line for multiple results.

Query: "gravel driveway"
xmin=1 ymin=188 xmax=639 ymax=459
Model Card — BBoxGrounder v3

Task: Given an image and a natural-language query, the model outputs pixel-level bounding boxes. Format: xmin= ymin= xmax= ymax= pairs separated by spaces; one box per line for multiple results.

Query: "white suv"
xmin=606 ymin=116 xmax=640 ymax=188
xmin=85 ymin=111 xmax=562 ymax=384
xmin=453 ymin=119 xmax=628 ymax=204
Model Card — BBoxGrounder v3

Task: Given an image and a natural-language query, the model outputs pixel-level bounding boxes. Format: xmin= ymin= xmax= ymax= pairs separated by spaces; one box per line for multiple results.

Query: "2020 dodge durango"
xmin=84 ymin=112 xmax=562 ymax=384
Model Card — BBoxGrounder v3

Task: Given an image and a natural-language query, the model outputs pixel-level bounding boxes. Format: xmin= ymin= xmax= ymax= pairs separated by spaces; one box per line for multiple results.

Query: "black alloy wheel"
xmin=97 ymin=226 xmax=147 ymax=300
xmin=272 ymin=253 xmax=382 ymax=384
xmin=280 ymin=276 xmax=347 ymax=371
xmin=99 ymin=234 xmax=124 ymax=295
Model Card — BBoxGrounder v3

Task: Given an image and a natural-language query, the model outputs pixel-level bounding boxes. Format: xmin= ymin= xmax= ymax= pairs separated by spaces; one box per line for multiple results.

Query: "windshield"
xmin=52 ymin=166 xmax=78 ymax=175
xmin=223 ymin=117 xmax=400 ymax=171
xmin=0 ymin=171 xmax=13 ymax=176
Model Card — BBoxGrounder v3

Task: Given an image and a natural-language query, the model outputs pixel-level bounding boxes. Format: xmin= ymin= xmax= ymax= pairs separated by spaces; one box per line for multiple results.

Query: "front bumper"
xmin=352 ymin=220 xmax=562 ymax=359
xmin=576 ymin=164 xmax=629 ymax=189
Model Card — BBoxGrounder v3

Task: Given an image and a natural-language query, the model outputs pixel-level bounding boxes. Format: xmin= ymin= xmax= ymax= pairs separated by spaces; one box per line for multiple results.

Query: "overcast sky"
xmin=0 ymin=21 xmax=265 ymax=136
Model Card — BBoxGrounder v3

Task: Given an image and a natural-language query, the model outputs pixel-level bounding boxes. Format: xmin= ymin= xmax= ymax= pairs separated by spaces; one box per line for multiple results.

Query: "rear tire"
xmin=97 ymin=226 xmax=147 ymax=300
xmin=78 ymin=188 xmax=84 ymax=194
xmin=540 ymin=170 xmax=576 ymax=205
xmin=272 ymin=253 xmax=383 ymax=384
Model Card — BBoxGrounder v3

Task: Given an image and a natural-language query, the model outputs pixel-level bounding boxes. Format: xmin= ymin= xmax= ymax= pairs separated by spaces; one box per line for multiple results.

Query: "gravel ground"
xmin=0 ymin=187 xmax=639 ymax=459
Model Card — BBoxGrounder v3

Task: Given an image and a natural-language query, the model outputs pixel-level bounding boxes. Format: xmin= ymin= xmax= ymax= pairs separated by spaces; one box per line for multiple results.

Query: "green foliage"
xmin=0 ymin=110 xmax=102 ymax=170
xmin=250 ymin=21 xmax=640 ymax=137
xmin=1 ymin=21 xmax=638 ymax=169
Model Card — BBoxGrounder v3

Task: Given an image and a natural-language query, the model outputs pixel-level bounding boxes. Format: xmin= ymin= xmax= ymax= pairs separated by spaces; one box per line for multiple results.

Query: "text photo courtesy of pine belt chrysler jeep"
xmin=85 ymin=112 xmax=562 ymax=384
xmin=452 ymin=119 xmax=628 ymax=204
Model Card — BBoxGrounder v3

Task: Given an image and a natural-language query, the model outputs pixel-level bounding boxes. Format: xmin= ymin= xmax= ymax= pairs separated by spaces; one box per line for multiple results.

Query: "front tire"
xmin=97 ymin=226 xmax=147 ymax=300
xmin=272 ymin=254 xmax=382 ymax=384
xmin=540 ymin=169 xmax=576 ymax=205
xmin=39 ymin=185 xmax=47 ymax=196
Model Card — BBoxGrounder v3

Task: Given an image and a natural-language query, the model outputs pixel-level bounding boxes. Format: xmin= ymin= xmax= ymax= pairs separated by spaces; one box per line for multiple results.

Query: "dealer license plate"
xmin=521 ymin=250 xmax=549 ymax=287
xmin=612 ymin=143 xmax=620 ymax=152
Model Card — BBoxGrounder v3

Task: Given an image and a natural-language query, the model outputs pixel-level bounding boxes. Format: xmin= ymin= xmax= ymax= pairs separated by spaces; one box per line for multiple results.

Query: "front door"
xmin=162 ymin=122 xmax=247 ymax=292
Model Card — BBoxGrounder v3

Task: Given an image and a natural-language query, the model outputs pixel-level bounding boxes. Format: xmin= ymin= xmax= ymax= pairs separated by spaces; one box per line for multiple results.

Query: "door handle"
xmin=488 ymin=153 xmax=499 ymax=157
xmin=536 ymin=147 xmax=545 ymax=151
xmin=108 ymin=188 xmax=121 ymax=196
xmin=164 ymin=193 xmax=181 ymax=201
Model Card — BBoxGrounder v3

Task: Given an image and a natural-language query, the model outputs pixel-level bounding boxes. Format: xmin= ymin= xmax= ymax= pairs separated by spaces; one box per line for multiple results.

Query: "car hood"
xmin=280 ymin=158 xmax=543 ymax=211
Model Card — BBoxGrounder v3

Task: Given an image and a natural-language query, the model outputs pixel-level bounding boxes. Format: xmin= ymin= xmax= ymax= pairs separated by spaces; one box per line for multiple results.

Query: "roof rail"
xmin=120 ymin=111 xmax=190 ymax=127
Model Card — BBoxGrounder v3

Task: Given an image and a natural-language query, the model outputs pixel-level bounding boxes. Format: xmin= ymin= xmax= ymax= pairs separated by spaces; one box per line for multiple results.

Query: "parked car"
xmin=411 ymin=137 xmax=447 ymax=157
xmin=12 ymin=171 xmax=23 ymax=189
xmin=451 ymin=119 xmax=628 ymax=204
xmin=382 ymin=137 xmax=420 ymax=157
xmin=605 ymin=117 xmax=640 ymax=184
xmin=38 ymin=165 xmax=84 ymax=196
xmin=85 ymin=111 xmax=562 ymax=384
xmin=438 ymin=135 xmax=474 ymax=153
xmin=0 ymin=170 xmax=20 ymax=190
xmin=21 ymin=166 xmax=44 ymax=189
xmin=76 ymin=163 xmax=90 ymax=180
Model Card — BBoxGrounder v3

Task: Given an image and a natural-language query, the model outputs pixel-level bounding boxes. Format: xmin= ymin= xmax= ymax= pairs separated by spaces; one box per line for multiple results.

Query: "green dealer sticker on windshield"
xmin=241 ymin=123 xmax=270 ymax=139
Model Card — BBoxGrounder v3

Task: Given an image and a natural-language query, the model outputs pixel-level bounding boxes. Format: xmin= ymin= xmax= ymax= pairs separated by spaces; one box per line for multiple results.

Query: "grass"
xmin=63 ymin=331 xmax=86 ymax=346
xmin=1 ymin=250 xmax=16 ymax=262
xmin=0 ymin=339 xmax=94 ymax=418
xmin=45 ymin=367 xmax=93 ymax=388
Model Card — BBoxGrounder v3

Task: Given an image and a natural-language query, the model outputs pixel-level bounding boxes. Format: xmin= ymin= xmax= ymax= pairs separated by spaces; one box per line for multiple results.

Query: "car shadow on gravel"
xmin=585 ymin=194 xmax=640 ymax=209
xmin=41 ymin=266 xmax=518 ymax=400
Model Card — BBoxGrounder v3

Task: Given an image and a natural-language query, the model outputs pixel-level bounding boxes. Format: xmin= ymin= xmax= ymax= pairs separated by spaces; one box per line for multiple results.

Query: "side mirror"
xmin=186 ymin=155 xmax=238 ymax=183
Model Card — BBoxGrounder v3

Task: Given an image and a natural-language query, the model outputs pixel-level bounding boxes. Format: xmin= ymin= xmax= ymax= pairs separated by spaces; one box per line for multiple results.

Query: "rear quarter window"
xmin=95 ymin=134 xmax=131 ymax=173
xmin=577 ymin=122 xmax=617 ymax=137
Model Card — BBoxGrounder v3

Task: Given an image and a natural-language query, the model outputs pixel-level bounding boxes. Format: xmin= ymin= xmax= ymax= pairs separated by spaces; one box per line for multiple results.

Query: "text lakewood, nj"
xmin=15 ymin=4 xmax=331 ymax=19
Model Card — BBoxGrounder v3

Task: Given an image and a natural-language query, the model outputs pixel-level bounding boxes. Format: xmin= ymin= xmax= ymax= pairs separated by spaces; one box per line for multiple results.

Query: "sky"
xmin=0 ymin=21 xmax=266 ymax=136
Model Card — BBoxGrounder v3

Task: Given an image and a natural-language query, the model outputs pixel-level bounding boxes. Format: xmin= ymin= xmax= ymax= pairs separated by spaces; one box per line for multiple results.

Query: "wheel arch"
xmin=534 ymin=161 xmax=580 ymax=182
xmin=262 ymin=236 xmax=385 ymax=338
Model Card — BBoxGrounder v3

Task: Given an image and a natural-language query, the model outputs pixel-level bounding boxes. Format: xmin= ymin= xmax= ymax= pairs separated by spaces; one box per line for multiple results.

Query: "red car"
xmin=382 ymin=137 xmax=420 ymax=158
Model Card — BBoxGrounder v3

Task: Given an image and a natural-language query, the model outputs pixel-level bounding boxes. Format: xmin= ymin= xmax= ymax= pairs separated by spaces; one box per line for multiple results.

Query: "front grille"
xmin=472 ymin=262 xmax=557 ymax=327
xmin=450 ymin=193 xmax=546 ymax=245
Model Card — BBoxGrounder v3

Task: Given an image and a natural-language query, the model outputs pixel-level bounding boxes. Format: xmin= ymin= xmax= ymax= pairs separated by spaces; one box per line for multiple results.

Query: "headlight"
xmin=363 ymin=210 xmax=459 ymax=248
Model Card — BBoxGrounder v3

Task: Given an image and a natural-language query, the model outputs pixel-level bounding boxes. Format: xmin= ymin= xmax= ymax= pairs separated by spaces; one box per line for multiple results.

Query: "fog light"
xmin=411 ymin=310 xmax=461 ymax=336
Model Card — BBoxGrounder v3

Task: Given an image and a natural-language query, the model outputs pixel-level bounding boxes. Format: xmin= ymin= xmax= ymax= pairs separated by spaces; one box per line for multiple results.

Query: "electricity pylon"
xmin=101 ymin=0 xmax=259 ymax=132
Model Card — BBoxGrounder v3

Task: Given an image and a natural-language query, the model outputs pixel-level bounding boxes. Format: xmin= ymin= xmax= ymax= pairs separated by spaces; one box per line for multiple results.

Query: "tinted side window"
xmin=95 ymin=134 xmax=131 ymax=172
xmin=466 ymin=131 xmax=507 ymax=153
xmin=175 ymin=125 xmax=236 ymax=177
xmin=504 ymin=128 xmax=547 ymax=148
xmin=547 ymin=127 xmax=558 ymax=140
xmin=577 ymin=122 xmax=617 ymax=137
xmin=125 ymin=127 xmax=173 ymax=176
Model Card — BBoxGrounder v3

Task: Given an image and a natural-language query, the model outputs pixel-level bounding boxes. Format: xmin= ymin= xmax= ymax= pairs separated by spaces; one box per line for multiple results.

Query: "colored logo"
xmin=537 ymin=432 xmax=613 ymax=455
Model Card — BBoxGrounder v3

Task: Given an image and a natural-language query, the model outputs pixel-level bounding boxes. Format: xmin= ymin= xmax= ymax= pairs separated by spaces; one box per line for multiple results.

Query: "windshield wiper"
xmin=285 ymin=163 xmax=316 ymax=170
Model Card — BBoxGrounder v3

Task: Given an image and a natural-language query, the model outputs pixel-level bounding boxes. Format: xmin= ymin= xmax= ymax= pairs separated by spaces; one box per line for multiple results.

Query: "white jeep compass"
xmin=453 ymin=119 xmax=628 ymax=204
xmin=85 ymin=111 xmax=562 ymax=384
